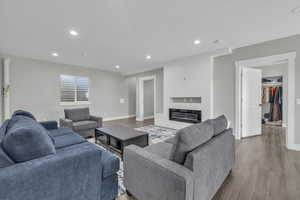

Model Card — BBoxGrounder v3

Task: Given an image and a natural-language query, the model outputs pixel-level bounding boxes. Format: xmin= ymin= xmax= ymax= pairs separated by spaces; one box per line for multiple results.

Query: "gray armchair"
xmin=59 ymin=108 xmax=102 ymax=138
xmin=124 ymin=116 xmax=235 ymax=200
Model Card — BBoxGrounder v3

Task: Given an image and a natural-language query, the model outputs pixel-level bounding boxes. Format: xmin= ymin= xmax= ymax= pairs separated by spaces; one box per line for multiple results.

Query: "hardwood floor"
xmin=103 ymin=117 xmax=154 ymax=129
xmin=111 ymin=120 xmax=300 ymax=200
xmin=213 ymin=125 xmax=300 ymax=200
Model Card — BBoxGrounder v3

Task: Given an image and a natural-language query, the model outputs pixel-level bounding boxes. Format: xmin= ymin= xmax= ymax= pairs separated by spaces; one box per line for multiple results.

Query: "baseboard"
xmin=144 ymin=115 xmax=154 ymax=120
xmin=282 ymin=123 xmax=287 ymax=128
xmin=287 ymin=143 xmax=300 ymax=151
xmin=103 ymin=115 xmax=136 ymax=122
xmin=136 ymin=117 xmax=143 ymax=122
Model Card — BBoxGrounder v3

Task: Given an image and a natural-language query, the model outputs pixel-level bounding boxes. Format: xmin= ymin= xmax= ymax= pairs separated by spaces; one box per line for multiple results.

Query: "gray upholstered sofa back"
xmin=184 ymin=128 xmax=235 ymax=200
xmin=64 ymin=108 xmax=90 ymax=122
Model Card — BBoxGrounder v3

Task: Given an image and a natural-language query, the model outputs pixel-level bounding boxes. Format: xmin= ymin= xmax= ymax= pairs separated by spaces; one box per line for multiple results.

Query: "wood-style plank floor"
xmin=104 ymin=117 xmax=154 ymax=129
xmin=103 ymin=119 xmax=300 ymax=200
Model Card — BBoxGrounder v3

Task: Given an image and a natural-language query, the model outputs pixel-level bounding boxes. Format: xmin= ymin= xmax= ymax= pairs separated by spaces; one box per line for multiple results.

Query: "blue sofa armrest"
xmin=39 ymin=120 xmax=58 ymax=130
xmin=0 ymin=142 xmax=103 ymax=200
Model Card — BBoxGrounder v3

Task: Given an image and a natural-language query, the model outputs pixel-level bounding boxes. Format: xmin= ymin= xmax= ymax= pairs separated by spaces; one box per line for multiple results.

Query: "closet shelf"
xmin=262 ymin=83 xmax=282 ymax=87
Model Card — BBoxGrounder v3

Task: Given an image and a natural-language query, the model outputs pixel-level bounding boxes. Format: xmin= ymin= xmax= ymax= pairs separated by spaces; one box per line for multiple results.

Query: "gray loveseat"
xmin=60 ymin=107 xmax=102 ymax=138
xmin=124 ymin=115 xmax=235 ymax=200
xmin=0 ymin=110 xmax=119 ymax=200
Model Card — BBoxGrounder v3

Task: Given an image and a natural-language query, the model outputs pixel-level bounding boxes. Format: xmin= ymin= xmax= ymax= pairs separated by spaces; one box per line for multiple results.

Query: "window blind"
xmin=60 ymin=75 xmax=89 ymax=103
xmin=76 ymin=77 xmax=89 ymax=101
xmin=60 ymin=75 xmax=76 ymax=102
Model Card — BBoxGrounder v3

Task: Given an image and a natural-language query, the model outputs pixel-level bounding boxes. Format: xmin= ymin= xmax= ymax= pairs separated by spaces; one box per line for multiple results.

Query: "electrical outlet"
xmin=296 ymin=98 xmax=300 ymax=105
xmin=120 ymin=98 xmax=125 ymax=104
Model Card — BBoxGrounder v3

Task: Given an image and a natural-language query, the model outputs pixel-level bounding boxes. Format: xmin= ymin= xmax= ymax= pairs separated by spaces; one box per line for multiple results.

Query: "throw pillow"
xmin=2 ymin=116 xmax=56 ymax=163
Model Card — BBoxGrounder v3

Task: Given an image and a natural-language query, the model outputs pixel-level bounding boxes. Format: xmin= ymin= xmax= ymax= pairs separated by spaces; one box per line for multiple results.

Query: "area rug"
xmin=93 ymin=125 xmax=176 ymax=196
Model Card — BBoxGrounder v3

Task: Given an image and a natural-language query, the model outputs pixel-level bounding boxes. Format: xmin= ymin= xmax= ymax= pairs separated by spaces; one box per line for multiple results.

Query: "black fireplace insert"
xmin=169 ymin=108 xmax=202 ymax=124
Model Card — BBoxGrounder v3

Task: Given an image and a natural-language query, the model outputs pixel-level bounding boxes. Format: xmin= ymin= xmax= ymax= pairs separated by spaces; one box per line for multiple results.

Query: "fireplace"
xmin=169 ymin=108 xmax=202 ymax=124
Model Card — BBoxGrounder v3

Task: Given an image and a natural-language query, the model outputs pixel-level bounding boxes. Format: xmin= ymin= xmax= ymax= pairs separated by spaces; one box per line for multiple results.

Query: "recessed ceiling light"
xmin=146 ymin=55 xmax=152 ymax=60
xmin=194 ymin=40 xmax=201 ymax=45
xmin=213 ymin=39 xmax=221 ymax=44
xmin=69 ymin=29 xmax=79 ymax=36
xmin=115 ymin=65 xmax=120 ymax=69
xmin=51 ymin=52 xmax=59 ymax=57
xmin=292 ymin=7 xmax=300 ymax=13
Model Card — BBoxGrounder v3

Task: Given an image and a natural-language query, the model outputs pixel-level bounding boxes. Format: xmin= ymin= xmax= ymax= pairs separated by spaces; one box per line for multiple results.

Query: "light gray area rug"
xmin=94 ymin=125 xmax=176 ymax=196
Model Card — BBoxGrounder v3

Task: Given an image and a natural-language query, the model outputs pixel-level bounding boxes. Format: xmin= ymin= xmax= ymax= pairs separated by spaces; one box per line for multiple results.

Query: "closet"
xmin=261 ymin=76 xmax=283 ymax=127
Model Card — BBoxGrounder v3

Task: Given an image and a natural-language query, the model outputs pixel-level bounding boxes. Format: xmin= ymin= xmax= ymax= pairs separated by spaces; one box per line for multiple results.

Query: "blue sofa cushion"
xmin=101 ymin=149 xmax=120 ymax=178
xmin=2 ymin=116 xmax=56 ymax=162
xmin=64 ymin=108 xmax=90 ymax=122
xmin=54 ymin=132 xmax=86 ymax=149
xmin=40 ymin=121 xmax=58 ymax=130
xmin=49 ymin=127 xmax=74 ymax=137
xmin=0 ymin=147 xmax=14 ymax=168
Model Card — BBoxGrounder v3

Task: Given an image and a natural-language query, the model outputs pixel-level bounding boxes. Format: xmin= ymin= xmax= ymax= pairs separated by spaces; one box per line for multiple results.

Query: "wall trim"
xmin=144 ymin=115 xmax=154 ymax=120
xmin=103 ymin=114 xmax=136 ymax=122
xmin=137 ymin=75 xmax=157 ymax=122
xmin=288 ymin=144 xmax=300 ymax=151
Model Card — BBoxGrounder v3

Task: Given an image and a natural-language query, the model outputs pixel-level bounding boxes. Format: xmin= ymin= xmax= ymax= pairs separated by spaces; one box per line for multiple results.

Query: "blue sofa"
xmin=0 ymin=110 xmax=119 ymax=200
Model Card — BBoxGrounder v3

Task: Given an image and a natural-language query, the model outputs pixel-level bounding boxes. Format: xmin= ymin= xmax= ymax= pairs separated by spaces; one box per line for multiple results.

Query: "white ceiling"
xmin=1 ymin=0 xmax=300 ymax=74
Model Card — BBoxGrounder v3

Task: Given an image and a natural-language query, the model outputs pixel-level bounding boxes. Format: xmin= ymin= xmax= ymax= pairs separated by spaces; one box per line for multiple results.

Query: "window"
xmin=60 ymin=75 xmax=90 ymax=105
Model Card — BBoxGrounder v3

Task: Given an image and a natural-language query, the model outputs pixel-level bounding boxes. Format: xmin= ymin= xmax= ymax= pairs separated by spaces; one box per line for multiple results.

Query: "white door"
xmin=242 ymin=68 xmax=262 ymax=138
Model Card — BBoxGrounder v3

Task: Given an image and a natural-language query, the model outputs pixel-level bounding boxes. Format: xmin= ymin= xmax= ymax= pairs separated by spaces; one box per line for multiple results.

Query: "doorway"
xmin=136 ymin=76 xmax=156 ymax=121
xmin=235 ymin=52 xmax=296 ymax=150
xmin=143 ymin=79 xmax=154 ymax=120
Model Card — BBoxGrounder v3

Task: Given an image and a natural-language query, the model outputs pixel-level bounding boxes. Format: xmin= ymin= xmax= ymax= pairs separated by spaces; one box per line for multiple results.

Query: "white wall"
xmin=7 ymin=56 xmax=130 ymax=121
xmin=143 ymin=79 xmax=154 ymax=117
xmin=163 ymin=53 xmax=213 ymax=121
xmin=0 ymin=58 xmax=3 ymax=122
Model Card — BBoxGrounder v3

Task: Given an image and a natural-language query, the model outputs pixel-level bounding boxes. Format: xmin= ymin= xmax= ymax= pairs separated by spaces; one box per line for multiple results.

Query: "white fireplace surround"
xmin=155 ymin=48 xmax=232 ymax=129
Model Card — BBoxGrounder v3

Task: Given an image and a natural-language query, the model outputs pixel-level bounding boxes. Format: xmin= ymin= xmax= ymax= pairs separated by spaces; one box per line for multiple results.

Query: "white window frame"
xmin=59 ymin=75 xmax=91 ymax=106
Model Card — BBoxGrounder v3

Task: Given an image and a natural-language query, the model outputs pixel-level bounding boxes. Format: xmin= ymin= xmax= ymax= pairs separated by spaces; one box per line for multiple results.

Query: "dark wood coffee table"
xmin=95 ymin=125 xmax=149 ymax=157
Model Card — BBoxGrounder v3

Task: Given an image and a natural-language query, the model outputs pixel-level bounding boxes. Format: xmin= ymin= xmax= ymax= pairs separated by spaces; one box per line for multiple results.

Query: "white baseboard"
xmin=287 ymin=143 xmax=300 ymax=151
xmin=144 ymin=115 xmax=154 ymax=120
xmin=136 ymin=117 xmax=143 ymax=122
xmin=282 ymin=123 xmax=287 ymax=128
xmin=103 ymin=115 xmax=136 ymax=122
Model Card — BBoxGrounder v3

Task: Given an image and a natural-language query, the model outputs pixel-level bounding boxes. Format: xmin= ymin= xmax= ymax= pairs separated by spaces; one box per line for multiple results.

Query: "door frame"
xmin=3 ymin=58 xmax=10 ymax=120
xmin=136 ymin=75 xmax=156 ymax=121
xmin=235 ymin=52 xmax=296 ymax=150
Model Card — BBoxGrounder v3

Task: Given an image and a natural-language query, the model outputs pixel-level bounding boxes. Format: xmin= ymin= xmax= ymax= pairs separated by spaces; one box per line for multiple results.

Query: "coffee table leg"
xmin=107 ymin=135 xmax=111 ymax=146
xmin=120 ymin=142 xmax=124 ymax=159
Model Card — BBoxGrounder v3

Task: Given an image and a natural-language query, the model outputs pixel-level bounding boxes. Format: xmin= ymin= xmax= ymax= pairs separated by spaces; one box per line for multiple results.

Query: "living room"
xmin=1 ymin=1 xmax=300 ymax=200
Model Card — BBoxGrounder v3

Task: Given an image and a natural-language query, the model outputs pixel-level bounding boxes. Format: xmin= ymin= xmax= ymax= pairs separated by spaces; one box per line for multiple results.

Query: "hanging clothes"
xmin=269 ymin=86 xmax=282 ymax=122
xmin=262 ymin=87 xmax=270 ymax=103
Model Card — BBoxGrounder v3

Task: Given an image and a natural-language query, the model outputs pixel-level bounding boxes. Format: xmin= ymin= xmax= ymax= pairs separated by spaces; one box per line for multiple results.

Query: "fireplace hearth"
xmin=169 ymin=108 xmax=201 ymax=124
